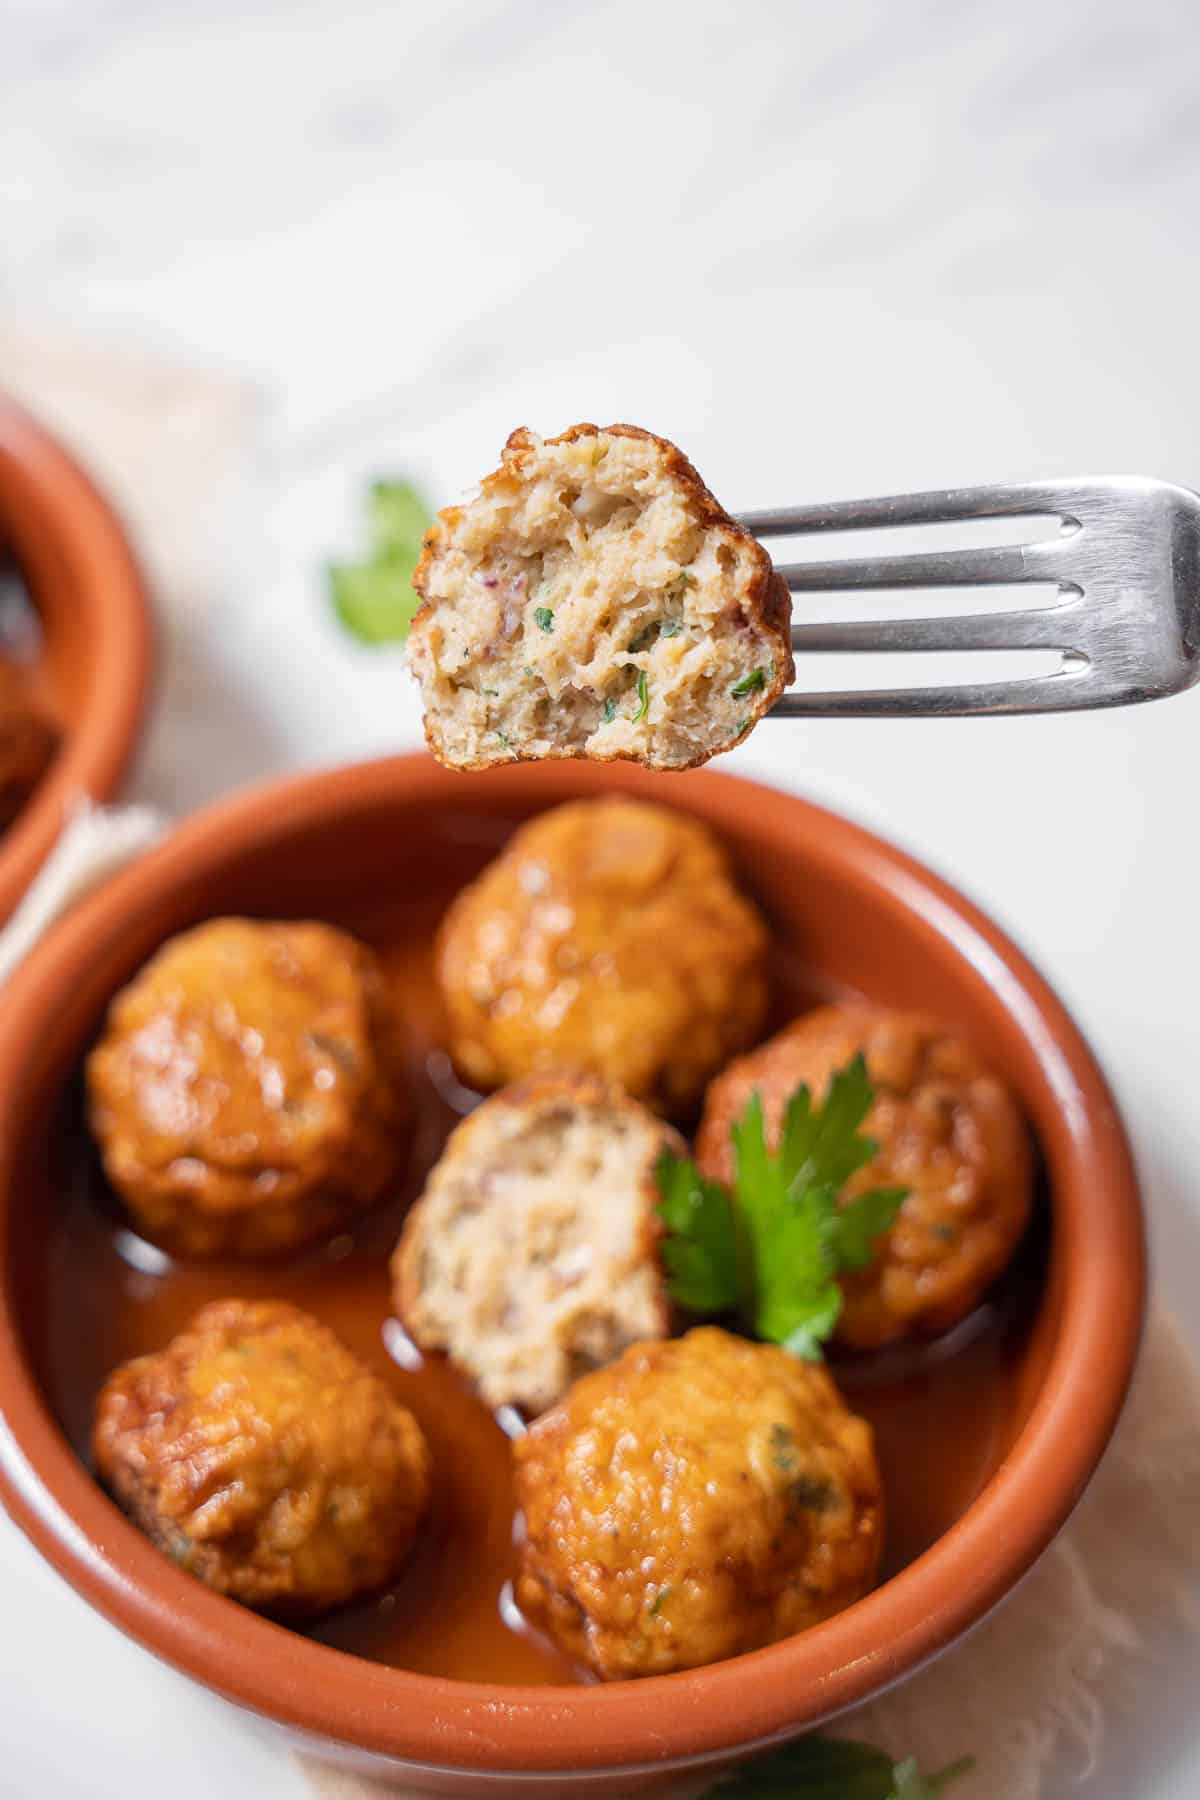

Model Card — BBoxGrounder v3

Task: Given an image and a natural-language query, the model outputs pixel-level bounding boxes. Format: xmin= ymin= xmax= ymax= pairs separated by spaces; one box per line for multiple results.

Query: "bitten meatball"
xmin=94 ymin=1299 xmax=431 ymax=1615
xmin=393 ymin=1072 xmax=678 ymax=1414
xmin=514 ymin=1327 xmax=883 ymax=1678
xmin=407 ymin=423 xmax=794 ymax=771
xmin=696 ymin=1005 xmax=1033 ymax=1348
xmin=87 ymin=918 xmax=409 ymax=1257
xmin=436 ymin=798 xmax=769 ymax=1115
xmin=0 ymin=656 xmax=56 ymax=828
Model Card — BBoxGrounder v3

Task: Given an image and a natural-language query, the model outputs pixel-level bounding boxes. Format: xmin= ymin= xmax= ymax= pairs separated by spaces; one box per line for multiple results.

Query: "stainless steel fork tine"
xmin=768 ymin=670 xmax=1103 ymax=719
xmin=739 ymin=479 xmax=1094 ymax=538
xmin=789 ymin=601 xmax=1084 ymax=656
xmin=775 ymin=541 xmax=1068 ymax=592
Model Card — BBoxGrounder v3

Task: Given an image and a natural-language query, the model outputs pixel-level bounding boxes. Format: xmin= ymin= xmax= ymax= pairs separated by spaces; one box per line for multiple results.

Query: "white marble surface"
xmin=4 ymin=1 xmax=1200 ymax=1794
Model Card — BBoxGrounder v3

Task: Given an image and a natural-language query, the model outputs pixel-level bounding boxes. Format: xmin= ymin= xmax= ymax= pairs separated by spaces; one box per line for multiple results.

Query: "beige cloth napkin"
xmin=302 ymin=1309 xmax=1200 ymax=1799
xmin=5 ymin=330 xmax=1198 ymax=1800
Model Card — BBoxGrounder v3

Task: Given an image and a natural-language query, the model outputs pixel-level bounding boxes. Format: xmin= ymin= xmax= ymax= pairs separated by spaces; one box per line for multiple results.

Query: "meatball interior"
xmin=407 ymin=423 xmax=793 ymax=771
xmin=436 ymin=796 xmax=768 ymax=1115
xmin=696 ymin=1005 xmax=1033 ymax=1348
xmin=94 ymin=1299 xmax=431 ymax=1616
xmin=515 ymin=1327 xmax=883 ymax=1679
xmin=87 ymin=918 xmax=408 ymax=1257
xmin=393 ymin=1072 xmax=677 ymax=1415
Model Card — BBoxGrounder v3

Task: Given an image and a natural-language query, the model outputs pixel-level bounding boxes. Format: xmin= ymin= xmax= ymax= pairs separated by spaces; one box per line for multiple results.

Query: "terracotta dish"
xmin=0 ymin=756 xmax=1144 ymax=1795
xmin=0 ymin=398 xmax=153 ymax=920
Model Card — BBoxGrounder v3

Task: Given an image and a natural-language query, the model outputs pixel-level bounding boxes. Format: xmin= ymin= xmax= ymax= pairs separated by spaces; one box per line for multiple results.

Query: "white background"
xmin=3 ymin=1 xmax=1200 ymax=1794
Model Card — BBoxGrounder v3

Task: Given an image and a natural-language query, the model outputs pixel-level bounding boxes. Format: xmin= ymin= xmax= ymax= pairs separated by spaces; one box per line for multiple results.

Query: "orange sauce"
xmin=28 ymin=892 xmax=1043 ymax=1682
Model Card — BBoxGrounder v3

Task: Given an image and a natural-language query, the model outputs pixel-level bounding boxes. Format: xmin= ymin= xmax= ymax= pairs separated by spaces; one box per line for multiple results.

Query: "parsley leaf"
xmin=731 ymin=666 xmax=768 ymax=698
xmin=632 ymin=668 xmax=650 ymax=722
xmin=534 ymin=606 xmax=555 ymax=632
xmin=661 ymin=618 xmax=683 ymax=637
xmin=655 ymin=1056 xmax=906 ymax=1358
xmin=329 ymin=478 xmax=432 ymax=646
xmin=703 ymin=1736 xmax=974 ymax=1799
xmin=655 ymin=1152 xmax=741 ymax=1314
xmin=601 ymin=698 xmax=618 ymax=724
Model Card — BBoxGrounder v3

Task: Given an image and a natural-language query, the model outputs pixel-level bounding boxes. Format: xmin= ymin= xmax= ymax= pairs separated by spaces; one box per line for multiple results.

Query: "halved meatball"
xmin=87 ymin=918 xmax=409 ymax=1257
xmin=696 ymin=1005 xmax=1033 ymax=1348
xmin=94 ymin=1299 xmax=431 ymax=1615
xmin=407 ymin=423 xmax=794 ymax=771
xmin=514 ymin=1327 xmax=883 ymax=1678
xmin=393 ymin=1072 xmax=678 ymax=1415
xmin=436 ymin=797 xmax=769 ymax=1116
xmin=0 ymin=656 xmax=56 ymax=828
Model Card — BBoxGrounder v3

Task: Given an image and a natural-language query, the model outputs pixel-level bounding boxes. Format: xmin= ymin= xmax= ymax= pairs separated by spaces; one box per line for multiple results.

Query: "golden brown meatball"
xmin=87 ymin=918 xmax=409 ymax=1257
xmin=696 ymin=1005 xmax=1032 ymax=1348
xmin=94 ymin=1299 xmax=431 ymax=1615
xmin=436 ymin=798 xmax=768 ymax=1115
xmin=0 ymin=657 xmax=56 ymax=828
xmin=393 ymin=1071 xmax=678 ymax=1414
xmin=514 ymin=1327 xmax=883 ymax=1679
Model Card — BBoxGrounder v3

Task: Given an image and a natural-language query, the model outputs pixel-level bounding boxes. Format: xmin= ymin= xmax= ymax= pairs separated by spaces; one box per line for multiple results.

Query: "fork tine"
xmin=768 ymin=669 xmax=1109 ymax=719
xmin=789 ymin=602 xmax=1084 ymax=655
xmin=739 ymin=480 xmax=1091 ymax=538
xmin=776 ymin=541 xmax=1067 ymax=591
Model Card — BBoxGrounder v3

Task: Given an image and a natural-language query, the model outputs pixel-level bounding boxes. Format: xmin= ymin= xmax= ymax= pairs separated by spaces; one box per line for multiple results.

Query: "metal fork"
xmin=740 ymin=477 xmax=1200 ymax=717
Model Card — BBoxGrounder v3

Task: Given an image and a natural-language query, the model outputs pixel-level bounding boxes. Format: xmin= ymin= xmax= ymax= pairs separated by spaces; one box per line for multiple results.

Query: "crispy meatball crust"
xmin=514 ymin=1327 xmax=883 ymax=1678
xmin=0 ymin=657 xmax=56 ymax=828
xmin=87 ymin=918 xmax=409 ymax=1258
xmin=94 ymin=1299 xmax=431 ymax=1615
xmin=696 ymin=1005 xmax=1033 ymax=1348
xmin=436 ymin=798 xmax=769 ymax=1115
xmin=408 ymin=422 xmax=794 ymax=772
xmin=393 ymin=1071 xmax=679 ymax=1414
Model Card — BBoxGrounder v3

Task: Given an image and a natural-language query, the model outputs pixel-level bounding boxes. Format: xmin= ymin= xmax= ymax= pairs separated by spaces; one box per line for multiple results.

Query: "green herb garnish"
xmin=656 ymin=1055 xmax=906 ymax=1359
xmin=632 ymin=669 xmax=650 ymax=722
xmin=601 ymin=698 xmax=618 ymax=724
xmin=703 ymin=1736 xmax=974 ymax=1799
xmin=661 ymin=619 xmax=683 ymax=637
xmin=731 ymin=666 xmax=768 ymax=698
xmin=534 ymin=606 xmax=555 ymax=633
xmin=328 ymin=479 xmax=432 ymax=646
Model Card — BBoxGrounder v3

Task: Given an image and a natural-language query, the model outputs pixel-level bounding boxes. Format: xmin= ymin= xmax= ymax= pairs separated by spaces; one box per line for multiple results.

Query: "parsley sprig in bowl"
xmin=657 ymin=1056 xmax=906 ymax=1359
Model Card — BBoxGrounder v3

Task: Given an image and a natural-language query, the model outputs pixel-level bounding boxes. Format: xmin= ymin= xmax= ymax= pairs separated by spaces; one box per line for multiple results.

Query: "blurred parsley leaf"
xmin=655 ymin=1153 xmax=741 ymax=1315
xmin=655 ymin=1055 xmax=905 ymax=1358
xmin=703 ymin=1736 xmax=973 ymax=1799
xmin=328 ymin=478 xmax=432 ymax=645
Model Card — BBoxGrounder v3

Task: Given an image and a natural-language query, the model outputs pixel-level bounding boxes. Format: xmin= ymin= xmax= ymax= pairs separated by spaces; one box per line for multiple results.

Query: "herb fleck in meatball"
xmin=696 ymin=1006 xmax=1033 ymax=1348
xmin=436 ymin=798 xmax=768 ymax=1115
xmin=407 ymin=423 xmax=794 ymax=771
xmin=514 ymin=1327 xmax=883 ymax=1679
xmin=87 ymin=918 xmax=409 ymax=1257
xmin=393 ymin=1072 xmax=679 ymax=1414
xmin=0 ymin=656 xmax=56 ymax=828
xmin=94 ymin=1300 xmax=431 ymax=1615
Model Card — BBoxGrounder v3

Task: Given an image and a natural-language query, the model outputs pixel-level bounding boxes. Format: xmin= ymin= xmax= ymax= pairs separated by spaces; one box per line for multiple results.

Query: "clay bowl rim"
xmin=0 ymin=396 xmax=154 ymax=922
xmin=0 ymin=753 xmax=1145 ymax=1781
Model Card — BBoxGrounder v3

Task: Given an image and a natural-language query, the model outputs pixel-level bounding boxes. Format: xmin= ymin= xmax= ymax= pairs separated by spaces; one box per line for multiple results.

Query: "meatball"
xmin=696 ymin=1005 xmax=1032 ymax=1348
xmin=87 ymin=918 xmax=409 ymax=1257
xmin=407 ymin=423 xmax=794 ymax=771
xmin=0 ymin=656 xmax=56 ymax=828
xmin=94 ymin=1299 xmax=431 ymax=1615
xmin=393 ymin=1072 xmax=678 ymax=1414
xmin=436 ymin=798 xmax=769 ymax=1114
xmin=514 ymin=1327 xmax=883 ymax=1678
